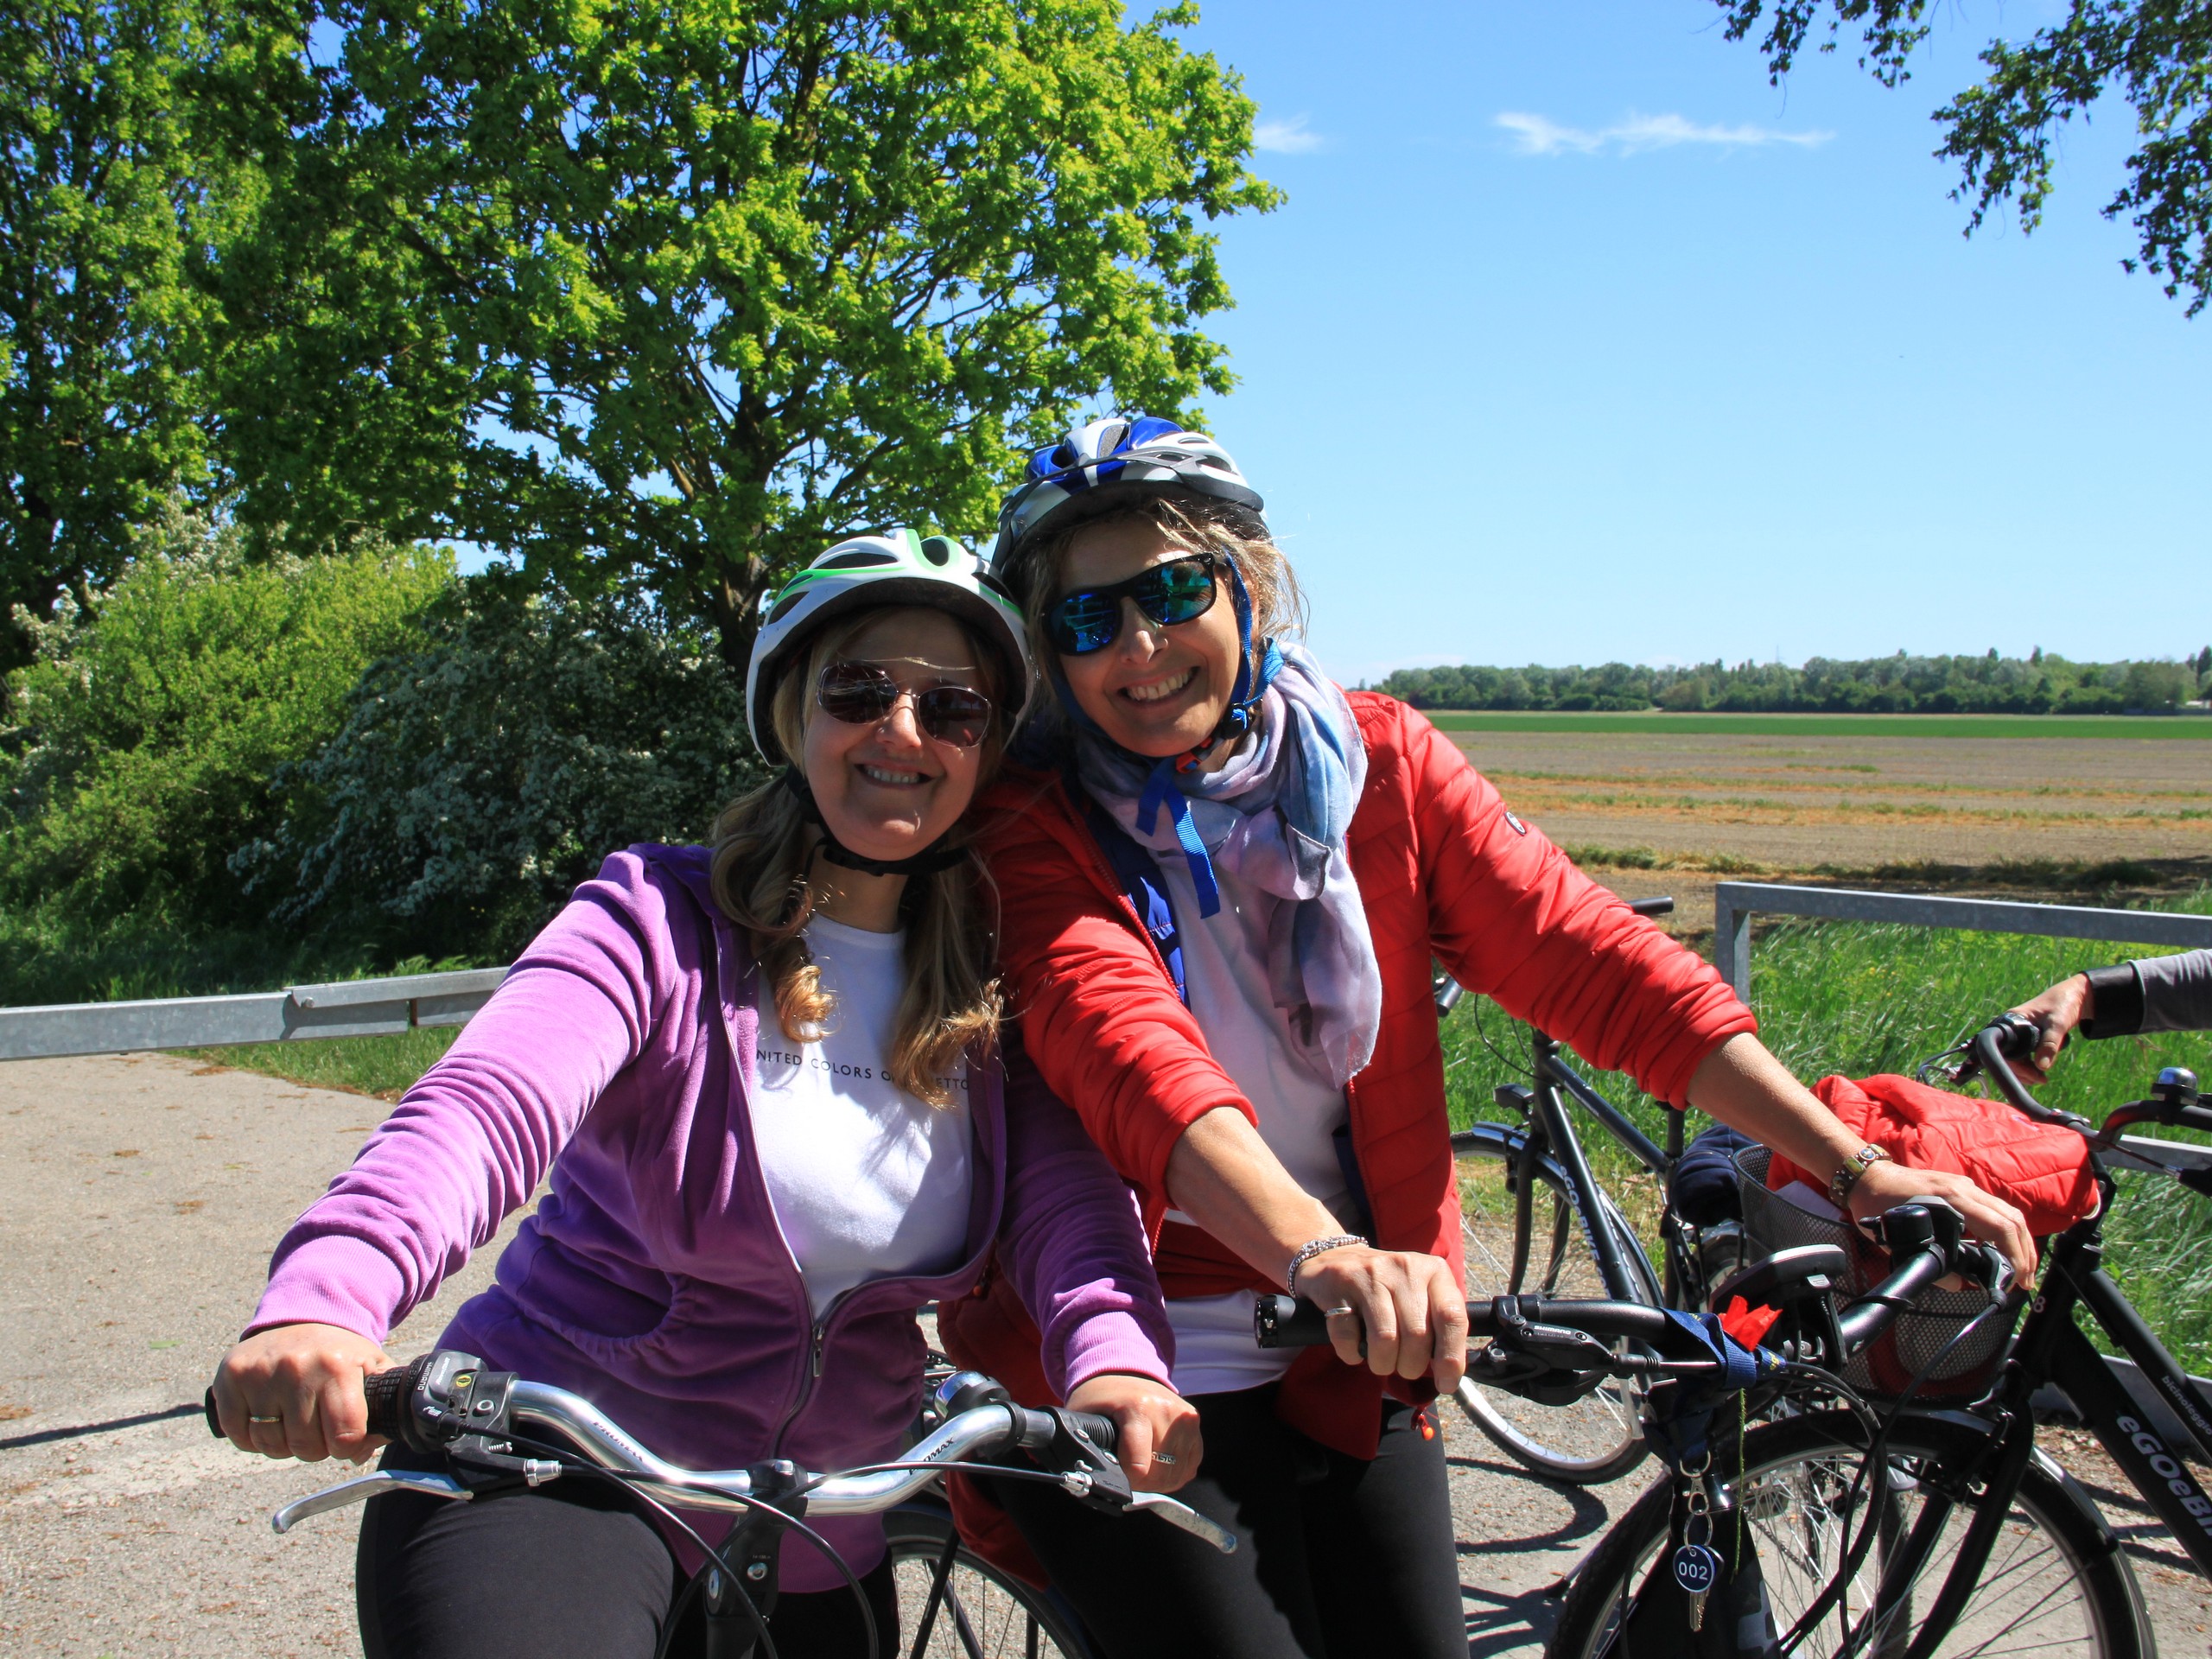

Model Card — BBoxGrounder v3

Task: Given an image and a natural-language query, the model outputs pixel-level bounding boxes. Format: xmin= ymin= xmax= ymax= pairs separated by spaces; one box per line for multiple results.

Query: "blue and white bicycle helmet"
xmin=745 ymin=529 xmax=1033 ymax=766
xmin=989 ymin=416 xmax=1267 ymax=581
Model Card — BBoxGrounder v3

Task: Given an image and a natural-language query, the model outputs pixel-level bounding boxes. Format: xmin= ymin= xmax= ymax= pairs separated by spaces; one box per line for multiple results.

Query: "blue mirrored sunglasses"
xmin=1046 ymin=554 xmax=1221 ymax=656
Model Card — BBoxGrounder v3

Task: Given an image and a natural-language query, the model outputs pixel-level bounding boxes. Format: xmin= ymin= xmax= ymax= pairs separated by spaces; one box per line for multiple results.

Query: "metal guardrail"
xmin=0 ymin=968 xmax=508 ymax=1063
xmin=1713 ymin=882 xmax=2212 ymax=1005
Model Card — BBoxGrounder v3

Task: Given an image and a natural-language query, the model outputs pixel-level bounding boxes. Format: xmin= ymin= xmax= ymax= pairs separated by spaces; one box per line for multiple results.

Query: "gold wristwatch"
xmin=1828 ymin=1143 xmax=1892 ymax=1210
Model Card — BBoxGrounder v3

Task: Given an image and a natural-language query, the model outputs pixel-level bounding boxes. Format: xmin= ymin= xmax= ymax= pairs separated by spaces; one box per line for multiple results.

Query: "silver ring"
xmin=248 ymin=1414 xmax=283 ymax=1425
xmin=1324 ymin=1305 xmax=1356 ymax=1319
xmin=1153 ymin=1452 xmax=1179 ymax=1465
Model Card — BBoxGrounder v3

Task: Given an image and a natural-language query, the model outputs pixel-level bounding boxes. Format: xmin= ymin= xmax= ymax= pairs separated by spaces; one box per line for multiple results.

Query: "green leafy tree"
xmin=0 ymin=0 xmax=244 ymax=693
xmin=220 ymin=0 xmax=1279 ymax=664
xmin=1715 ymin=2 xmax=2212 ymax=314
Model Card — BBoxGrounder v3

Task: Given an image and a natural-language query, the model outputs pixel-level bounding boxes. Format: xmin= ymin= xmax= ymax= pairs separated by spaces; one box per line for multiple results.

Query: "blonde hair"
xmin=709 ymin=607 xmax=1007 ymax=1107
xmin=999 ymin=493 xmax=1306 ymax=678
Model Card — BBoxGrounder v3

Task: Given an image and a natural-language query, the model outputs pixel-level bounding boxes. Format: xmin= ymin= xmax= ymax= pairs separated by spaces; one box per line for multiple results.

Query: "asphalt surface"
xmin=4 ymin=1053 xmax=2209 ymax=1657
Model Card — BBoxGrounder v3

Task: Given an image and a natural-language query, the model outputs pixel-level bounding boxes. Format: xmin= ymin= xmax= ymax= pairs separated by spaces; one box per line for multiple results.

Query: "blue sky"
xmin=1158 ymin=1 xmax=2211 ymax=684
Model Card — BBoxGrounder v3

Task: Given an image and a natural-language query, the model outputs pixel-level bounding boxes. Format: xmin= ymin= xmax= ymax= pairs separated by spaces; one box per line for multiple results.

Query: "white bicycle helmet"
xmin=745 ymin=529 xmax=1033 ymax=765
xmin=989 ymin=416 xmax=1266 ymax=580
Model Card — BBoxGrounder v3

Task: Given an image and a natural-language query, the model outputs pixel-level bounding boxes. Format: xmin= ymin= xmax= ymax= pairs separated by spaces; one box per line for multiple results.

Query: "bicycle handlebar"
xmin=253 ymin=1357 xmax=1236 ymax=1554
xmin=1969 ymin=1016 xmax=2094 ymax=1130
xmin=1254 ymin=1294 xmax=1680 ymax=1352
xmin=1255 ymin=1198 xmax=2010 ymax=1380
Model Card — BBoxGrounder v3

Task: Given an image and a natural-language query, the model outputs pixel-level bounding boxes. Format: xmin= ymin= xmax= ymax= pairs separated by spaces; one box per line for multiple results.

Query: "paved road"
xmin=4 ymin=1053 xmax=2209 ymax=1657
xmin=0 ymin=1054 xmax=531 ymax=1657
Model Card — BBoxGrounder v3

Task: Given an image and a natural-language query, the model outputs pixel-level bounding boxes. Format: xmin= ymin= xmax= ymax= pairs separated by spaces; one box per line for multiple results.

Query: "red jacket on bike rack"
xmin=942 ymin=692 xmax=1757 ymax=1459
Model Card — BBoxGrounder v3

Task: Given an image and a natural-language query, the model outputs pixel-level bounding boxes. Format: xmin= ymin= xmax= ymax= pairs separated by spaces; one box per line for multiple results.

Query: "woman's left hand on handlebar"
xmin=1065 ymin=1371 xmax=1202 ymax=1494
xmin=1850 ymin=1158 xmax=2037 ymax=1287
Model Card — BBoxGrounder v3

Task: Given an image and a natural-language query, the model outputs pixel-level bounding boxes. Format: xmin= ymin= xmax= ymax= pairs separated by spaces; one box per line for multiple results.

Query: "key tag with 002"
xmin=1671 ymin=1465 xmax=1719 ymax=1632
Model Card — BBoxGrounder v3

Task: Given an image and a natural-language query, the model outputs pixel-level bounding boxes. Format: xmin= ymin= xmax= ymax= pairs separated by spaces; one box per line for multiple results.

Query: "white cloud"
xmin=1254 ymin=115 xmax=1325 ymax=155
xmin=1496 ymin=110 xmax=1834 ymax=157
xmin=1495 ymin=112 xmax=1605 ymax=157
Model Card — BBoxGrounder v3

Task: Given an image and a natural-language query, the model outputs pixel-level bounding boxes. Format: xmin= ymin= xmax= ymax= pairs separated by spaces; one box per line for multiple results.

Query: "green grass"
xmin=1424 ymin=711 xmax=2212 ymax=740
xmin=1440 ymin=891 xmax=2212 ymax=1369
xmin=181 ymin=1027 xmax=464 ymax=1099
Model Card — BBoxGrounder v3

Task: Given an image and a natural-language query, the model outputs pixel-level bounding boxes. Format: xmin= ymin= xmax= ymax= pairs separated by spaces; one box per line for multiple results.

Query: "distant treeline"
xmin=1376 ymin=651 xmax=2212 ymax=715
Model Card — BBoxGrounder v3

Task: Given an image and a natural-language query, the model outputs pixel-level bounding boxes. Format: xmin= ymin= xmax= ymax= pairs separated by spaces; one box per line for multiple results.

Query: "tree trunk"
xmin=710 ymin=568 xmax=765 ymax=676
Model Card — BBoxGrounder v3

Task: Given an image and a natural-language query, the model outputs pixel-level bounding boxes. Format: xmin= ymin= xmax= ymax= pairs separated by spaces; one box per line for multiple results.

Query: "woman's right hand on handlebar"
xmin=1294 ymin=1244 xmax=1470 ymax=1392
xmin=211 ymin=1322 xmax=396 ymax=1464
xmin=2007 ymin=975 xmax=2093 ymax=1085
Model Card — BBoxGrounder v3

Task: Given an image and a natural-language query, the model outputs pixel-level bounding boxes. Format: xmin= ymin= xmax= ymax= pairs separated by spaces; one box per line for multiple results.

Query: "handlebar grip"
xmin=204 ymin=1386 xmax=223 ymax=1440
xmin=1255 ymin=1294 xmax=1332 ymax=1349
xmin=1628 ymin=896 xmax=1675 ymax=918
xmin=1064 ymin=1409 xmax=1118 ymax=1454
xmin=362 ymin=1362 xmax=415 ymax=1444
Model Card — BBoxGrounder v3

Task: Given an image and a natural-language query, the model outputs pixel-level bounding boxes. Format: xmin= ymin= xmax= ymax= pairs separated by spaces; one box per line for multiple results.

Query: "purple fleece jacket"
xmin=250 ymin=845 xmax=1174 ymax=1589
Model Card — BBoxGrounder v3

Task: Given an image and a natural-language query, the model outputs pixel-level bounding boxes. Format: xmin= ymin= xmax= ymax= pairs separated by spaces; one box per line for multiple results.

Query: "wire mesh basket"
xmin=1733 ymin=1145 xmax=2014 ymax=1400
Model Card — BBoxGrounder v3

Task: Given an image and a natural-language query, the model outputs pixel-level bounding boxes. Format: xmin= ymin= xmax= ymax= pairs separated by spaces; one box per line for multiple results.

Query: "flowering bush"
xmin=238 ymin=567 xmax=763 ymax=961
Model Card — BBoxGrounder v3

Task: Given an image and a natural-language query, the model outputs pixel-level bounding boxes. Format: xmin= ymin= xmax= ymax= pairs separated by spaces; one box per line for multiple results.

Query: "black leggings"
xmin=356 ymin=1449 xmax=899 ymax=1659
xmin=990 ymin=1383 xmax=1464 ymax=1659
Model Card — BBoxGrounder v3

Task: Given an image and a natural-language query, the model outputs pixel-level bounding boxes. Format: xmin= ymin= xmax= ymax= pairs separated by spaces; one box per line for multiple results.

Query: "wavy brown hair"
xmin=709 ymin=607 xmax=1007 ymax=1107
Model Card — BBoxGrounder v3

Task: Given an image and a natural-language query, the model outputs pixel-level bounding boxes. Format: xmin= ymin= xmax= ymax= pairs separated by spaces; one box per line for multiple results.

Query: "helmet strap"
xmin=778 ymin=767 xmax=969 ymax=879
xmin=1171 ymin=559 xmax=1281 ymax=774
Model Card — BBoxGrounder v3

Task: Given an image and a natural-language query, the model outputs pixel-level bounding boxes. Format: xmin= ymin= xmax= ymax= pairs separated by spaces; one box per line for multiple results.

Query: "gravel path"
xmin=5 ymin=1052 xmax=2209 ymax=1656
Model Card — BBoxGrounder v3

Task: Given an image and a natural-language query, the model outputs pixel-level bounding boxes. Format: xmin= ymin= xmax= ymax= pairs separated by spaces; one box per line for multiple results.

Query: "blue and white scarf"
xmin=1075 ymin=642 xmax=1382 ymax=1088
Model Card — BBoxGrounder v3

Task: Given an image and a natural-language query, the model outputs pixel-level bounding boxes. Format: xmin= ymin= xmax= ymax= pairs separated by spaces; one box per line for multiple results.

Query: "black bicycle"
xmin=230 ymin=1356 xmax=1232 ymax=1659
xmin=1524 ymin=1019 xmax=2212 ymax=1659
xmin=1256 ymin=1188 xmax=2086 ymax=1659
xmin=1441 ymin=895 xmax=1740 ymax=1484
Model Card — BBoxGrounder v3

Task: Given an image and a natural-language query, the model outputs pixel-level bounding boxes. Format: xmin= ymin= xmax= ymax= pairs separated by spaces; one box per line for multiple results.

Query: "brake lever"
xmin=1127 ymin=1493 xmax=1239 ymax=1553
xmin=270 ymin=1468 xmax=472 ymax=1533
xmin=1955 ymin=1241 xmax=2017 ymax=1306
xmin=1009 ymin=1404 xmax=1236 ymax=1554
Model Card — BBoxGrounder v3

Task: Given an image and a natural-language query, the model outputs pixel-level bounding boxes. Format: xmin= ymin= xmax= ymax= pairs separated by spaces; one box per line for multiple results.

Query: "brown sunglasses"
xmin=816 ymin=661 xmax=994 ymax=747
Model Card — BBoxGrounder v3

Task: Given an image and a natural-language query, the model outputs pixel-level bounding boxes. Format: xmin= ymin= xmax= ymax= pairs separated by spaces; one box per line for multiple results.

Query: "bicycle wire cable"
xmin=789 ymin=1455 xmax=1141 ymax=1503
xmin=485 ymin=1438 xmax=791 ymax=1659
xmin=447 ymin=1422 xmax=873 ymax=1659
xmin=1468 ymin=994 xmax=1537 ymax=1083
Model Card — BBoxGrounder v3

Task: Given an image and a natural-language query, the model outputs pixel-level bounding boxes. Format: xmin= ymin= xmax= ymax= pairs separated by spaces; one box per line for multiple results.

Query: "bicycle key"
xmin=1672 ymin=1539 xmax=1717 ymax=1630
xmin=1674 ymin=1475 xmax=1717 ymax=1631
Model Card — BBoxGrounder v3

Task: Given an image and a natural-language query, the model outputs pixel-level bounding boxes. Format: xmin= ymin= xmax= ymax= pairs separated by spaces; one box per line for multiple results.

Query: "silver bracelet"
xmin=1286 ymin=1234 xmax=1367 ymax=1297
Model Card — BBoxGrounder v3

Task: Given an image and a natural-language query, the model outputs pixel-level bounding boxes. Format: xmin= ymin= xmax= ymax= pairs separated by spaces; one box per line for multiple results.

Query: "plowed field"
xmin=1447 ymin=722 xmax=2212 ymax=933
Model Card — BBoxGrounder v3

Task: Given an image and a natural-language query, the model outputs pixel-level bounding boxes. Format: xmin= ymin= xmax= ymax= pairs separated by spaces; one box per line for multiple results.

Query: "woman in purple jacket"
xmin=210 ymin=531 xmax=1197 ymax=1659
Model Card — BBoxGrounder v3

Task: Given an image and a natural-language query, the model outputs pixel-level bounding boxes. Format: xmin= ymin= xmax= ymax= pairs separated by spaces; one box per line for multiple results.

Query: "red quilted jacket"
xmin=1770 ymin=1073 xmax=2096 ymax=1235
xmin=941 ymin=692 xmax=1758 ymax=1457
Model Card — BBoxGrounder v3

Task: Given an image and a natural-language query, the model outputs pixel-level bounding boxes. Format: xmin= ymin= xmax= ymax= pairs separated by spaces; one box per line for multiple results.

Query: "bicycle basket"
xmin=1732 ymin=1145 xmax=2014 ymax=1401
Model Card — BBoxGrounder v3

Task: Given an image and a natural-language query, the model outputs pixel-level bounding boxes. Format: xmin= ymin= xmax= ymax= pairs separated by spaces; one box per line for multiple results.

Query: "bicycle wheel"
xmin=1548 ymin=1411 xmax=2149 ymax=1659
xmin=884 ymin=1503 xmax=1092 ymax=1658
xmin=1452 ymin=1127 xmax=1660 ymax=1484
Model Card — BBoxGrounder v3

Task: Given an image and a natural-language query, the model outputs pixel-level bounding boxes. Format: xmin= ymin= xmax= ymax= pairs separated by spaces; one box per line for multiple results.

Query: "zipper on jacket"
xmin=766 ymin=1304 xmax=834 ymax=1459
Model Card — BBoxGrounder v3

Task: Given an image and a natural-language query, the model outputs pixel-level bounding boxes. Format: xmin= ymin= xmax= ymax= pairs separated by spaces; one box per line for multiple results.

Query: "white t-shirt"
xmin=747 ymin=915 xmax=974 ymax=1319
xmin=1154 ymin=853 xmax=1354 ymax=1396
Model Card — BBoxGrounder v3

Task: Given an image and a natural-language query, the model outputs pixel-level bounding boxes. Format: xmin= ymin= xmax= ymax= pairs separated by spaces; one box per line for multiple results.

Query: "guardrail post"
xmin=1713 ymin=884 xmax=1751 ymax=1006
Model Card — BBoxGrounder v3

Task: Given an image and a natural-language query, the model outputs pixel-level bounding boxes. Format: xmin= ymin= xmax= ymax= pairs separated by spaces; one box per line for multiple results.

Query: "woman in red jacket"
xmin=944 ymin=417 xmax=2037 ymax=1659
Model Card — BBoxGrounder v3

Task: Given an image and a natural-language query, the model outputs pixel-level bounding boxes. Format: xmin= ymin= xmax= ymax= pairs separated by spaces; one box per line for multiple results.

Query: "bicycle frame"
xmin=1493 ymin=1028 xmax=1692 ymax=1309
